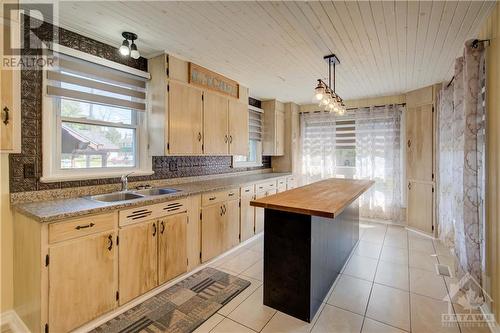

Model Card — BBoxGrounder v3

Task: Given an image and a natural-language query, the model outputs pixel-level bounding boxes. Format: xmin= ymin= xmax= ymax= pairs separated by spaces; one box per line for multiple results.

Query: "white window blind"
xmin=46 ymin=53 xmax=147 ymax=112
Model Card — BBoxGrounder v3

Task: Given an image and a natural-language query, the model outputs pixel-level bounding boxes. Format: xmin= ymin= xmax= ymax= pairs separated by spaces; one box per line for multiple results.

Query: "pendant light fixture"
xmin=313 ymin=54 xmax=346 ymax=115
xmin=119 ymin=32 xmax=141 ymax=59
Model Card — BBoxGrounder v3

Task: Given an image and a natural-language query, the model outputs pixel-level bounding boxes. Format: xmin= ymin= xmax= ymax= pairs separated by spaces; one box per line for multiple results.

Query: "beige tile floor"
xmin=196 ymin=221 xmax=492 ymax=333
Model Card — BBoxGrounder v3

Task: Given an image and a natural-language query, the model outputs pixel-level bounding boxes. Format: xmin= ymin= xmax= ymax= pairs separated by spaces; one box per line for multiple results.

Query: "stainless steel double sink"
xmin=89 ymin=187 xmax=181 ymax=203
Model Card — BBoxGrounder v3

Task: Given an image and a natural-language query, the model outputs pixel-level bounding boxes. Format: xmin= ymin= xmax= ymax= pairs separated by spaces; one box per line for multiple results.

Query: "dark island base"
xmin=263 ymin=199 xmax=359 ymax=322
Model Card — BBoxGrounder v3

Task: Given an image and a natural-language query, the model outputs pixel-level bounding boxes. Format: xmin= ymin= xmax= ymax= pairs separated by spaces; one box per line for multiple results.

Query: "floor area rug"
xmin=91 ymin=267 xmax=251 ymax=333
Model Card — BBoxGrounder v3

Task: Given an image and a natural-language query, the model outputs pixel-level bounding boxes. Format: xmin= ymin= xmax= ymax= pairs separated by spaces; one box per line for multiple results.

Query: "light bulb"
xmin=119 ymin=39 xmax=130 ymax=56
xmin=314 ymin=81 xmax=325 ymax=101
xmin=130 ymin=42 xmax=140 ymax=59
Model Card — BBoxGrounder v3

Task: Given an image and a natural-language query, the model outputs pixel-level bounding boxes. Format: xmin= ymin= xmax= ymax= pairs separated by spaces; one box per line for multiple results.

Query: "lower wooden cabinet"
xmin=119 ymin=220 xmax=157 ymax=305
xmin=240 ymin=195 xmax=255 ymax=241
xmin=407 ymin=181 xmax=434 ymax=234
xmin=224 ymin=199 xmax=240 ymax=250
xmin=158 ymin=213 xmax=188 ymax=284
xmin=49 ymin=231 xmax=118 ymax=333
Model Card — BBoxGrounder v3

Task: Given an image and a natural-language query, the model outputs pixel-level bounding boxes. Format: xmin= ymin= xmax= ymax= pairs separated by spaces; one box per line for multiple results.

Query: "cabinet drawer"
xmin=256 ymin=180 xmax=276 ymax=193
xmin=240 ymin=184 xmax=255 ymax=198
xmin=119 ymin=198 xmax=187 ymax=227
xmin=202 ymin=188 xmax=239 ymax=206
xmin=286 ymin=176 xmax=297 ymax=190
xmin=48 ymin=213 xmax=116 ymax=244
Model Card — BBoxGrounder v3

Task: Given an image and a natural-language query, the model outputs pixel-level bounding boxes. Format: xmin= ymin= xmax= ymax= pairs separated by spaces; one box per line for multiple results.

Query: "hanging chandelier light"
xmin=313 ymin=54 xmax=346 ymax=115
xmin=119 ymin=32 xmax=141 ymax=59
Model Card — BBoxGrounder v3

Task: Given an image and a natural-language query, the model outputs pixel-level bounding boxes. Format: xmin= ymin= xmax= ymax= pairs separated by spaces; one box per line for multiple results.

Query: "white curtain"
xmin=300 ymin=105 xmax=404 ymax=222
xmin=354 ymin=106 xmax=404 ymax=222
xmin=437 ymin=40 xmax=486 ymax=286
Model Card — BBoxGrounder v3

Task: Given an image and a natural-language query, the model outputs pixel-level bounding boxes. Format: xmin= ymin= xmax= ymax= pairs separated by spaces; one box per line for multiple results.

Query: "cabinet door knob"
xmin=107 ymin=235 xmax=113 ymax=251
xmin=224 ymin=134 xmax=228 ymax=143
xmin=152 ymin=222 xmax=157 ymax=237
xmin=2 ymin=107 xmax=9 ymax=125
xmin=220 ymin=205 xmax=223 ymax=216
xmin=229 ymin=135 xmax=233 ymax=143
xmin=160 ymin=221 xmax=165 ymax=234
xmin=198 ymin=132 xmax=202 ymax=141
xmin=408 ymin=182 xmax=412 ymax=190
xmin=407 ymin=139 xmax=411 ymax=148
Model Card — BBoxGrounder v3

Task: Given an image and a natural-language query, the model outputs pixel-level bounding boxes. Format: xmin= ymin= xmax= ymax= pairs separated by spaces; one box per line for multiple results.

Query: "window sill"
xmin=40 ymin=169 xmax=154 ymax=183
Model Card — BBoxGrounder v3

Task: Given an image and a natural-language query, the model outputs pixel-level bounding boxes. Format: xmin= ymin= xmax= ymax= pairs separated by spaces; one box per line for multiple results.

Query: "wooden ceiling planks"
xmin=52 ymin=1 xmax=495 ymax=104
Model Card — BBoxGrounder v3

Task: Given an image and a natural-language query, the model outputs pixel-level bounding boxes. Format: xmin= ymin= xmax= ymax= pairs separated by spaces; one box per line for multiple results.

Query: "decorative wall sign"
xmin=189 ymin=63 xmax=239 ymax=98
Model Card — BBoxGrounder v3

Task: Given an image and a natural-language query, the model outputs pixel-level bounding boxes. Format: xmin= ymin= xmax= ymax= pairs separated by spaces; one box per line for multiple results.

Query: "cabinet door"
xmin=240 ymin=195 xmax=255 ymax=242
xmin=203 ymin=91 xmax=229 ymax=154
xmin=407 ymin=181 xmax=433 ymax=234
xmin=406 ymin=105 xmax=433 ymax=181
xmin=168 ymin=81 xmax=203 ymax=155
xmin=118 ymin=220 xmax=157 ymax=305
xmin=49 ymin=232 xmax=117 ymax=333
xmin=201 ymin=203 xmax=224 ymax=262
xmin=223 ymin=199 xmax=240 ymax=250
xmin=276 ymin=110 xmax=285 ymax=155
xmin=228 ymin=100 xmax=249 ymax=155
xmin=158 ymin=213 xmax=188 ymax=284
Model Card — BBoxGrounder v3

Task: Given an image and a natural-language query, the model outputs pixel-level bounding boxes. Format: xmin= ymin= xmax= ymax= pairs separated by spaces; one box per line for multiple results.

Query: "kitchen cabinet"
xmin=118 ymin=220 xmax=157 ymax=305
xmin=240 ymin=184 xmax=256 ymax=242
xmin=262 ymin=99 xmax=285 ymax=156
xmin=407 ymin=181 xmax=433 ymax=234
xmin=203 ymin=91 xmax=249 ymax=156
xmin=255 ymin=181 xmax=278 ymax=233
xmin=228 ymin=99 xmax=249 ymax=155
xmin=203 ymin=91 xmax=229 ymax=154
xmin=277 ymin=177 xmax=287 ymax=193
xmin=167 ymin=80 xmax=203 ymax=155
xmin=0 ymin=5 xmax=20 ymax=153
xmin=49 ymin=231 xmax=117 ymax=333
xmin=158 ymin=213 xmax=188 ymax=284
xmin=201 ymin=189 xmax=240 ymax=262
xmin=187 ymin=195 xmax=201 ymax=271
xmin=286 ymin=176 xmax=297 ymax=190
xmin=405 ymin=85 xmax=437 ymax=234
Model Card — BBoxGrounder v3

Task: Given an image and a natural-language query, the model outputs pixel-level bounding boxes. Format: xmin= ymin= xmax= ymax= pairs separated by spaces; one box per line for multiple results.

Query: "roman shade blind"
xmin=46 ymin=53 xmax=147 ymax=112
xmin=248 ymin=107 xmax=263 ymax=141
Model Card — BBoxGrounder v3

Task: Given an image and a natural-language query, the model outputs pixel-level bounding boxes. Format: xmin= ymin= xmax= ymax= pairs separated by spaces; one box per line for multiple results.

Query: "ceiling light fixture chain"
xmin=313 ymin=54 xmax=345 ymax=115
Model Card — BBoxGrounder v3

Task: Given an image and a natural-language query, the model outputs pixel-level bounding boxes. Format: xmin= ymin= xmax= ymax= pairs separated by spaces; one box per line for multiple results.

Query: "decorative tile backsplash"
xmin=9 ymin=16 xmax=270 ymax=193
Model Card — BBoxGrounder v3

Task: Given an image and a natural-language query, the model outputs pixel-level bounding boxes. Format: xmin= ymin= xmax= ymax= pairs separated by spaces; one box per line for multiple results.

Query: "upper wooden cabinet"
xmin=262 ymin=100 xmax=285 ymax=156
xmin=228 ymin=99 xmax=249 ymax=155
xmin=203 ymin=91 xmax=229 ymax=154
xmin=149 ymin=54 xmax=248 ymax=156
xmin=406 ymin=104 xmax=433 ymax=182
xmin=0 ymin=6 xmax=21 ymax=153
xmin=168 ymin=81 xmax=203 ymax=155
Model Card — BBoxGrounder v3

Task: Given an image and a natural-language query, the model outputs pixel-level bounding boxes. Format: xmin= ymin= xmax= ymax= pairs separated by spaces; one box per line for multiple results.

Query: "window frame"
xmin=41 ymin=53 xmax=152 ymax=183
xmin=232 ymin=139 xmax=263 ymax=168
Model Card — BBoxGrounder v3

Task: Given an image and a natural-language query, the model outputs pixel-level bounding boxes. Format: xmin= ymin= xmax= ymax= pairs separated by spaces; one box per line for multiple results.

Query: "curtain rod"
xmin=299 ymin=102 xmax=406 ymax=114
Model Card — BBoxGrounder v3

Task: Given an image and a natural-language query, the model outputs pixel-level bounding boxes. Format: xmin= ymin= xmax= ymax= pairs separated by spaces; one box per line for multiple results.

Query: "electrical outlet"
xmin=23 ymin=163 xmax=35 ymax=178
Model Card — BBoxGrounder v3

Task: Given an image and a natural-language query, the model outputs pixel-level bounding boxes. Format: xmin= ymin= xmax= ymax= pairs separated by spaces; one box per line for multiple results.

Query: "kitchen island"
xmin=250 ymin=178 xmax=374 ymax=322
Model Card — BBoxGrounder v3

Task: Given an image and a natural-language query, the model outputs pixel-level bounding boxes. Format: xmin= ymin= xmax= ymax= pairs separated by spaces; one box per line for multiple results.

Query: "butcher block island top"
xmin=250 ymin=178 xmax=374 ymax=218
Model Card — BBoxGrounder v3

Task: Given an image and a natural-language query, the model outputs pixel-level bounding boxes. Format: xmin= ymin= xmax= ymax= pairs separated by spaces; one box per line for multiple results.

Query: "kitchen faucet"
xmin=121 ymin=172 xmax=134 ymax=191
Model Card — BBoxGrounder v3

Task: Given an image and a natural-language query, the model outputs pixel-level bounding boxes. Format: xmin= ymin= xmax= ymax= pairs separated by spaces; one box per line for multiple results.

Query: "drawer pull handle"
xmin=107 ymin=235 xmax=113 ymax=251
xmin=229 ymin=192 xmax=234 ymax=196
xmin=75 ymin=223 xmax=95 ymax=230
xmin=152 ymin=222 xmax=157 ymax=237
xmin=2 ymin=107 xmax=9 ymax=125
xmin=160 ymin=221 xmax=165 ymax=234
xmin=229 ymin=135 xmax=233 ymax=143
xmin=209 ymin=196 xmax=216 ymax=201
xmin=245 ymin=189 xmax=250 ymax=192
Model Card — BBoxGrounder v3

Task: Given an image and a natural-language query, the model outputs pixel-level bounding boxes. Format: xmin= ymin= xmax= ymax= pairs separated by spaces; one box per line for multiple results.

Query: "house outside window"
xmin=41 ymin=48 xmax=152 ymax=182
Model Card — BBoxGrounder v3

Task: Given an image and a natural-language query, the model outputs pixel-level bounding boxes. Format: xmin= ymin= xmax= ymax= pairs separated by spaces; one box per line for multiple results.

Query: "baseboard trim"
xmin=73 ymin=233 xmax=263 ymax=333
xmin=0 ymin=310 xmax=30 ymax=333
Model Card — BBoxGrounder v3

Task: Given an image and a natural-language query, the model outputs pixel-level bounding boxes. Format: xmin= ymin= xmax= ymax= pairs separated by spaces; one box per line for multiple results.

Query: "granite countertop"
xmin=15 ymin=172 xmax=291 ymax=223
xmin=251 ymin=178 xmax=374 ymax=218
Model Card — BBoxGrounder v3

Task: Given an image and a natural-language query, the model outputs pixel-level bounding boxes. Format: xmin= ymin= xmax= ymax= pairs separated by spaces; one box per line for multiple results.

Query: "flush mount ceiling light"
xmin=313 ymin=54 xmax=346 ymax=115
xmin=119 ymin=32 xmax=140 ymax=59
